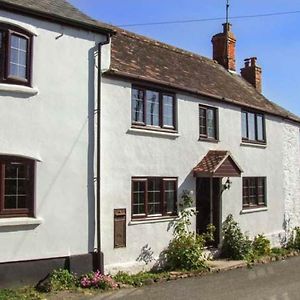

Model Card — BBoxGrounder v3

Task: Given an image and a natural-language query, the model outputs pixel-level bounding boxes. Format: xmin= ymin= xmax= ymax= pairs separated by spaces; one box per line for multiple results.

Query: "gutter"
xmin=95 ymin=34 xmax=111 ymax=273
xmin=0 ymin=2 xmax=115 ymax=35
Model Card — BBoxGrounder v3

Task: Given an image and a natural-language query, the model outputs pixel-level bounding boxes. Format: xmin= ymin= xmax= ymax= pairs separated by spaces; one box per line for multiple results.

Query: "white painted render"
xmin=101 ymin=77 xmax=300 ymax=273
xmin=0 ymin=10 xmax=108 ymax=263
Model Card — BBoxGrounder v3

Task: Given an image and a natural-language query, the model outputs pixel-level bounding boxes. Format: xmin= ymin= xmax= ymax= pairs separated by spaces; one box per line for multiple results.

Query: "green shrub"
xmin=113 ymin=271 xmax=169 ymax=287
xmin=252 ymin=234 xmax=271 ymax=257
xmin=165 ymin=232 xmax=206 ymax=271
xmin=50 ymin=268 xmax=77 ymax=291
xmin=164 ymin=191 xmax=208 ymax=271
xmin=221 ymin=214 xmax=252 ymax=260
xmin=271 ymin=247 xmax=288 ymax=257
xmin=287 ymin=227 xmax=300 ymax=250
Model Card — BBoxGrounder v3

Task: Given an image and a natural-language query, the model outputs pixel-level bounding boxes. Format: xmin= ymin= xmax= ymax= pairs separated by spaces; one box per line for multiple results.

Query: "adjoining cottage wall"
xmin=101 ymin=77 xmax=288 ymax=273
xmin=283 ymin=122 xmax=300 ymax=232
xmin=0 ymin=10 xmax=108 ymax=269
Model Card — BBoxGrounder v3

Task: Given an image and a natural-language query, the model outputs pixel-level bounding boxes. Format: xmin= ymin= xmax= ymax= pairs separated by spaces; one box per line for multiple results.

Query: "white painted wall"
xmin=283 ymin=122 xmax=300 ymax=233
xmin=0 ymin=10 xmax=108 ymax=263
xmin=101 ymin=76 xmax=299 ymax=273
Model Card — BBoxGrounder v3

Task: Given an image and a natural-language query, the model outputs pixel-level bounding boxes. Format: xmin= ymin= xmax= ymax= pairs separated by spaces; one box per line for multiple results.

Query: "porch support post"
xmin=210 ymin=177 xmax=213 ymax=225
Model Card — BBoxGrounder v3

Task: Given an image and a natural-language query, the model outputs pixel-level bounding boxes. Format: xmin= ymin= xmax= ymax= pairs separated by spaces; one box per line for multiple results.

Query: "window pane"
xmin=248 ymin=113 xmax=255 ymax=141
xmin=146 ymin=91 xmax=159 ymax=126
xmin=132 ymin=181 xmax=146 ymax=215
xmin=199 ymin=107 xmax=207 ymax=136
xmin=148 ymin=178 xmax=161 ymax=215
xmin=164 ymin=180 xmax=176 ymax=213
xmin=4 ymin=162 xmax=30 ymax=210
xmin=242 ymin=112 xmax=248 ymax=139
xmin=9 ymin=34 xmax=28 ymax=80
xmin=207 ymin=108 xmax=216 ymax=138
xmin=132 ymin=89 xmax=144 ymax=123
xmin=242 ymin=178 xmax=249 ymax=206
xmin=163 ymin=95 xmax=174 ymax=127
xmin=257 ymin=115 xmax=264 ymax=141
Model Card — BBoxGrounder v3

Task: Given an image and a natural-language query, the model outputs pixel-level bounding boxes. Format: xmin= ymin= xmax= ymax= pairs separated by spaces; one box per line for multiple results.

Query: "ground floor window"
xmin=132 ymin=177 xmax=177 ymax=218
xmin=0 ymin=156 xmax=35 ymax=218
xmin=242 ymin=177 xmax=266 ymax=209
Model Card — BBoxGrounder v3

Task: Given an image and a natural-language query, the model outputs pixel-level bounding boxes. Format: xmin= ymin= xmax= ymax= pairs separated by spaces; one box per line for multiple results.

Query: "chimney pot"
xmin=241 ymin=57 xmax=262 ymax=93
xmin=212 ymin=23 xmax=236 ymax=71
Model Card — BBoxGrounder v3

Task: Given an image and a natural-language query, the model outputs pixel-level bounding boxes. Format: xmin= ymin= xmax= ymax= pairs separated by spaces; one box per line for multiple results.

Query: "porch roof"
xmin=193 ymin=150 xmax=243 ymax=178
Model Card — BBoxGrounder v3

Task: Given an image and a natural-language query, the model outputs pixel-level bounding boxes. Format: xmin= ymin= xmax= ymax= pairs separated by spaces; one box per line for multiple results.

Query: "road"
xmin=92 ymin=257 xmax=300 ymax=300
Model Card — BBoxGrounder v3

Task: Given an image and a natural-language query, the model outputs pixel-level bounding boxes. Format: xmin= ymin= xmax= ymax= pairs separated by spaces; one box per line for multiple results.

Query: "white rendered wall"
xmin=283 ymin=122 xmax=300 ymax=232
xmin=0 ymin=10 xmax=107 ymax=263
xmin=101 ymin=77 xmax=296 ymax=273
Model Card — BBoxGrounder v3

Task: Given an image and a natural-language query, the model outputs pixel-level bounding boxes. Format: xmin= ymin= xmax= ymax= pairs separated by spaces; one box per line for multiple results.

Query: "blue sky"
xmin=70 ymin=0 xmax=300 ymax=116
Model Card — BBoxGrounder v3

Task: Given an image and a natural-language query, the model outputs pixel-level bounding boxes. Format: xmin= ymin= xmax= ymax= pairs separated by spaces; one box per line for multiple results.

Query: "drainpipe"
xmin=95 ymin=34 xmax=111 ymax=273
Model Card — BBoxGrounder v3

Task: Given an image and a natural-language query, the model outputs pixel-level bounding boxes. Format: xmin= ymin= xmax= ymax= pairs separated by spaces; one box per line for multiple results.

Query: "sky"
xmin=69 ymin=0 xmax=300 ymax=116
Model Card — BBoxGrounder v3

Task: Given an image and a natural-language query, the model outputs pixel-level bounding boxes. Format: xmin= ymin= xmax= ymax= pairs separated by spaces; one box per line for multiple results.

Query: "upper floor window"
xmin=131 ymin=86 xmax=176 ymax=130
xmin=199 ymin=105 xmax=218 ymax=141
xmin=242 ymin=177 xmax=266 ymax=209
xmin=242 ymin=110 xmax=265 ymax=143
xmin=132 ymin=177 xmax=177 ymax=219
xmin=0 ymin=24 xmax=32 ymax=86
xmin=0 ymin=156 xmax=35 ymax=218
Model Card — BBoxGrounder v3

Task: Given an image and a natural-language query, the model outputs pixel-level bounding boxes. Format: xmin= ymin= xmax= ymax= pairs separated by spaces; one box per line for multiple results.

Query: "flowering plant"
xmin=80 ymin=271 xmax=117 ymax=290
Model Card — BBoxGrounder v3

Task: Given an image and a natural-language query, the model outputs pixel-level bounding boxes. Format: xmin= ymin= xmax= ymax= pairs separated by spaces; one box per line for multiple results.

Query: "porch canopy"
xmin=193 ymin=150 xmax=243 ymax=178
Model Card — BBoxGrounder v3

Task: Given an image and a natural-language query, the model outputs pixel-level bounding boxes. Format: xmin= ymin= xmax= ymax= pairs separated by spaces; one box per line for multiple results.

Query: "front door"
xmin=196 ymin=177 xmax=221 ymax=246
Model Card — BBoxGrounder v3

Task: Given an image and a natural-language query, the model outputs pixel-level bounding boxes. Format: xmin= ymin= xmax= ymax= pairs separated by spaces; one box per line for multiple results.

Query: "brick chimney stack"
xmin=212 ymin=22 xmax=236 ymax=71
xmin=240 ymin=57 xmax=262 ymax=93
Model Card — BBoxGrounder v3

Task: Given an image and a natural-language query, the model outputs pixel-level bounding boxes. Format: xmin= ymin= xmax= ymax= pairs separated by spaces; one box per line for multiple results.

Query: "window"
xmin=0 ymin=24 xmax=32 ymax=86
xmin=242 ymin=177 xmax=266 ymax=209
xmin=132 ymin=177 xmax=177 ymax=218
xmin=199 ymin=105 xmax=218 ymax=140
xmin=0 ymin=157 xmax=35 ymax=218
xmin=242 ymin=110 xmax=265 ymax=143
xmin=132 ymin=86 xmax=176 ymax=130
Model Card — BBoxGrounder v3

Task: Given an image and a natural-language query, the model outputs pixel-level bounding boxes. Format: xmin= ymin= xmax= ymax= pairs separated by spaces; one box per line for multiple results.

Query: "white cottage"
xmin=100 ymin=25 xmax=300 ymax=273
xmin=0 ymin=0 xmax=299 ymax=286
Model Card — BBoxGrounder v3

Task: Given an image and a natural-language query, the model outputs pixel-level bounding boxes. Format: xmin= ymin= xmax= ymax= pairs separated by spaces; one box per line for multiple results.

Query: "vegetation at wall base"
xmin=164 ymin=191 xmax=213 ymax=271
xmin=0 ymin=287 xmax=42 ymax=300
xmin=221 ymin=214 xmax=252 ymax=260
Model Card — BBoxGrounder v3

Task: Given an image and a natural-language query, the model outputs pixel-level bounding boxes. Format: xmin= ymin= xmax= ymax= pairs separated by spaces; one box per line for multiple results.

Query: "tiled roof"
xmin=0 ymin=0 xmax=114 ymax=33
xmin=194 ymin=151 xmax=229 ymax=174
xmin=193 ymin=150 xmax=242 ymax=177
xmin=107 ymin=29 xmax=300 ymax=124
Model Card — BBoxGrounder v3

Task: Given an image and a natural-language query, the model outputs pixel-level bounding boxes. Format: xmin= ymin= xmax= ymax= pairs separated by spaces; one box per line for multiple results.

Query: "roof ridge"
xmin=114 ymin=27 xmax=215 ymax=64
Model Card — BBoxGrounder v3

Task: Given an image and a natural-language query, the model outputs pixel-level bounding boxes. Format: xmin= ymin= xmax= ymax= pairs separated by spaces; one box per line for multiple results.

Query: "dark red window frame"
xmin=131 ymin=177 xmax=178 ymax=219
xmin=131 ymin=86 xmax=177 ymax=131
xmin=199 ymin=104 xmax=218 ymax=141
xmin=0 ymin=24 xmax=33 ymax=86
xmin=242 ymin=177 xmax=266 ymax=209
xmin=242 ymin=110 xmax=266 ymax=144
xmin=0 ymin=156 xmax=35 ymax=218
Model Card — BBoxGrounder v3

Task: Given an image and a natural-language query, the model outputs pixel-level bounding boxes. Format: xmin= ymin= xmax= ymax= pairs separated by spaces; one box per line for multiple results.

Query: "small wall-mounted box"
xmin=114 ymin=209 xmax=126 ymax=248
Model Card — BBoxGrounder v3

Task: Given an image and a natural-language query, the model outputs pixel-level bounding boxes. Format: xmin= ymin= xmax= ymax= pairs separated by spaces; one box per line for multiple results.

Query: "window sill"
xmin=198 ymin=137 xmax=219 ymax=143
xmin=129 ymin=216 xmax=179 ymax=225
xmin=240 ymin=142 xmax=267 ymax=149
xmin=0 ymin=217 xmax=43 ymax=227
xmin=0 ymin=83 xmax=39 ymax=96
xmin=127 ymin=127 xmax=180 ymax=139
xmin=240 ymin=207 xmax=268 ymax=214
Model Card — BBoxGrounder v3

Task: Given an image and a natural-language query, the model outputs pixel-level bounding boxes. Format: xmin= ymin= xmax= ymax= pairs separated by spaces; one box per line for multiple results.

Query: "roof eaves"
xmin=0 ymin=1 xmax=115 ymax=35
xmin=105 ymin=69 xmax=300 ymax=125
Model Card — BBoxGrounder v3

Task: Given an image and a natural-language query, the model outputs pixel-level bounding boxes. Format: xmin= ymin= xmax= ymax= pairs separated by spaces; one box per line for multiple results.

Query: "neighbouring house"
xmin=0 ymin=0 xmax=299 ymax=287
xmin=0 ymin=0 xmax=114 ymax=287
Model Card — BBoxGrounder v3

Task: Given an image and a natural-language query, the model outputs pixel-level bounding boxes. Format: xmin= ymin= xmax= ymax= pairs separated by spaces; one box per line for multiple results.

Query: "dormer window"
xmin=242 ymin=110 xmax=266 ymax=144
xmin=0 ymin=24 xmax=32 ymax=86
